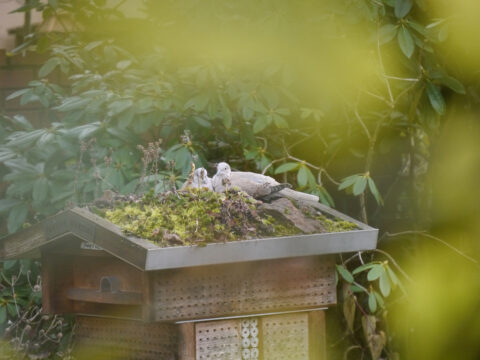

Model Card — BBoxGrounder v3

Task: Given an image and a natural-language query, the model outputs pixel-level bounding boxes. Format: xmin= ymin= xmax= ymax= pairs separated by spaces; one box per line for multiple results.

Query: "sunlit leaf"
xmin=297 ymin=166 xmax=309 ymax=187
xmin=339 ymin=174 xmax=360 ymax=191
xmin=353 ymin=176 xmax=367 ymax=196
xmin=394 ymin=0 xmax=412 ymax=18
xmin=353 ymin=263 xmax=377 ymax=274
xmin=379 ymin=24 xmax=398 ymax=44
xmin=336 ymin=264 xmax=354 ymax=283
xmin=368 ymin=177 xmax=384 ymax=205
xmin=367 ymin=265 xmax=384 ymax=281
xmin=379 ymin=271 xmax=391 ymax=297
xmin=275 ymin=162 xmax=299 ymax=174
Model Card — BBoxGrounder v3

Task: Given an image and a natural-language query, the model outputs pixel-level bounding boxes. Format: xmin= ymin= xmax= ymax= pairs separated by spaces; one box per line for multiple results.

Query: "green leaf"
xmin=316 ymin=186 xmax=335 ymax=207
xmin=0 ymin=198 xmax=21 ymax=213
xmin=6 ymin=303 xmax=17 ymax=317
xmin=38 ymin=57 xmax=60 ymax=77
xmin=0 ymin=307 xmax=6 ymax=324
xmin=339 ymin=174 xmax=360 ymax=191
xmin=368 ymin=292 xmax=377 ymax=312
xmin=84 ymin=40 xmax=104 ymax=52
xmin=398 ymin=26 xmax=415 ymax=58
xmin=368 ymin=177 xmax=384 ymax=205
xmin=297 ymin=166 xmax=309 ymax=187
xmin=253 ymin=117 xmax=268 ymax=133
xmin=185 ymin=94 xmax=209 ymax=111
xmin=55 ymin=97 xmax=91 ymax=112
xmin=440 ymin=75 xmax=466 ymax=94
xmin=108 ymin=99 xmax=133 ymax=116
xmin=116 ymin=60 xmax=132 ymax=70
xmin=194 ymin=116 xmax=211 ymax=128
xmin=379 ymin=271 xmax=391 ymax=297
xmin=353 ymin=176 xmax=367 ymax=196
xmin=336 ymin=264 xmax=354 ymax=283
xmin=117 ymin=107 xmax=135 ymax=128
xmin=6 ymin=88 xmax=29 ymax=101
xmin=273 ymin=114 xmax=288 ymax=128
xmin=367 ymin=265 xmax=384 ymax=281
xmin=394 ymin=0 xmax=412 ymax=18
xmin=426 ymin=82 xmax=446 ymax=115
xmin=7 ymin=203 xmax=29 ymax=234
xmin=3 ymin=260 xmax=17 ymax=271
xmin=32 ymin=177 xmax=48 ymax=204
xmin=352 ymin=263 xmax=377 ymax=275
xmin=343 ymin=292 xmax=356 ymax=332
xmin=374 ymin=291 xmax=385 ymax=308
xmin=275 ymin=162 xmax=299 ymax=174
xmin=222 ymin=106 xmax=233 ymax=129
xmin=406 ymin=19 xmax=427 ymax=36
xmin=387 ymin=266 xmax=399 ymax=287
xmin=379 ymin=24 xmax=398 ymax=44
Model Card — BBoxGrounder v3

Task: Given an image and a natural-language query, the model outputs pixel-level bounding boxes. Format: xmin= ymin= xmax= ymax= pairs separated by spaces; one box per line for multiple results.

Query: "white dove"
xmin=192 ymin=167 xmax=213 ymax=190
xmin=212 ymin=162 xmax=292 ymax=199
xmin=211 ymin=162 xmax=231 ymax=193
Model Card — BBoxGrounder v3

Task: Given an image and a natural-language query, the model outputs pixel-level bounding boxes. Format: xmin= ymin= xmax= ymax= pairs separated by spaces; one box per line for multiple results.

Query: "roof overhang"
xmin=0 ymin=203 xmax=378 ymax=271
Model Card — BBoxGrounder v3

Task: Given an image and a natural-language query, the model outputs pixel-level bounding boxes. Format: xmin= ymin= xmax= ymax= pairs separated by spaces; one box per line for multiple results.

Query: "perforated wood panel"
xmin=196 ymin=320 xmax=242 ymax=359
xmin=75 ymin=316 xmax=177 ymax=360
xmin=153 ymin=256 xmax=335 ymax=321
xmin=261 ymin=313 xmax=309 ymax=360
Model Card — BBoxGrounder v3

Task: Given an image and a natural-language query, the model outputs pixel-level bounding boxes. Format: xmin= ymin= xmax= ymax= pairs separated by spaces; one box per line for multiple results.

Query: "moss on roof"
xmin=92 ymin=188 xmax=357 ymax=247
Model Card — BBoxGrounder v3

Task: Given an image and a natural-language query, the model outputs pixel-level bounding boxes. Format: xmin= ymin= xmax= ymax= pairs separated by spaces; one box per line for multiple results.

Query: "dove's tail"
xmin=270 ymin=183 xmax=292 ymax=194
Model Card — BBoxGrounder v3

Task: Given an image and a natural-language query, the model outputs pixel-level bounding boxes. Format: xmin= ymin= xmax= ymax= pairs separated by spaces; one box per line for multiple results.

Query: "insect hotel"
xmin=0 ymin=201 xmax=377 ymax=359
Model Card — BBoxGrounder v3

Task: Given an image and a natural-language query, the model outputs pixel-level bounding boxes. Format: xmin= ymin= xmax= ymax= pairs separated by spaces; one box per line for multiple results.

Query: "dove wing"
xmin=230 ymin=172 xmax=278 ymax=185
xmin=229 ymin=176 xmax=271 ymax=197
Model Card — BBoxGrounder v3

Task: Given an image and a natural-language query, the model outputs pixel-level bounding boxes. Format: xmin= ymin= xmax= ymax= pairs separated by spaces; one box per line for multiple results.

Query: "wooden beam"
xmin=67 ymin=288 xmax=143 ymax=305
xmin=309 ymin=310 xmax=327 ymax=360
xmin=178 ymin=322 xmax=195 ymax=360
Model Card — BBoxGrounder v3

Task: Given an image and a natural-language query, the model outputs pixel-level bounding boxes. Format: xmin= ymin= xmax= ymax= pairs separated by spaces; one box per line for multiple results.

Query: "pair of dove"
xmin=183 ymin=162 xmax=291 ymax=199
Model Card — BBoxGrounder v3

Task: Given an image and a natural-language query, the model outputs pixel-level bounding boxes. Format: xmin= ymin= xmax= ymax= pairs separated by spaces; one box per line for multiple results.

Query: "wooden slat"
xmin=0 ymin=222 xmax=46 ymax=259
xmin=67 ymin=288 xmax=143 ymax=305
xmin=178 ymin=323 xmax=195 ymax=360
xmin=309 ymin=310 xmax=326 ymax=360
xmin=69 ymin=208 xmax=151 ymax=270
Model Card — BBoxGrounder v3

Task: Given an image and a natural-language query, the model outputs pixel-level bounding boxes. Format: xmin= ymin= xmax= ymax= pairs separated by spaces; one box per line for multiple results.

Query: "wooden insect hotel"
xmin=0 ymin=202 xmax=377 ymax=359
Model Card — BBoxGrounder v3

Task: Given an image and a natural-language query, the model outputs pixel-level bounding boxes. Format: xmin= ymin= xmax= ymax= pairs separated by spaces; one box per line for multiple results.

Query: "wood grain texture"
xmin=66 ymin=288 xmax=143 ymax=305
xmin=309 ymin=310 xmax=326 ymax=360
xmin=178 ymin=323 xmax=195 ymax=360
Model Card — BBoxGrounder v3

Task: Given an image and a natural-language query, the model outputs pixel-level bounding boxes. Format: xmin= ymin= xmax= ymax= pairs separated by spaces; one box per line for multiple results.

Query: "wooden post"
xmin=178 ymin=322 xmax=195 ymax=360
xmin=309 ymin=310 xmax=326 ymax=360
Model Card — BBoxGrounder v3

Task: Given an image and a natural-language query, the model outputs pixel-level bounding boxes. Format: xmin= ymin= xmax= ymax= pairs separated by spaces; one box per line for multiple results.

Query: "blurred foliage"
xmin=1 ymin=0 xmax=480 ymax=359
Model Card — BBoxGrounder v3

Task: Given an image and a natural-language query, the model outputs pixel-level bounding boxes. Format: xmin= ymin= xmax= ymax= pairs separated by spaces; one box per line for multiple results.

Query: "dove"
xmin=192 ymin=167 xmax=213 ymax=190
xmin=212 ymin=162 xmax=292 ymax=199
xmin=212 ymin=162 xmax=231 ymax=192
xmin=181 ymin=165 xmax=213 ymax=190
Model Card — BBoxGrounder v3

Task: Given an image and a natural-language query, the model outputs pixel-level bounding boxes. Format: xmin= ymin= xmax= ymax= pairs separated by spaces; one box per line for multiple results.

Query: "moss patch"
xmin=93 ymin=189 xmax=357 ymax=247
xmin=317 ymin=215 xmax=358 ymax=232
